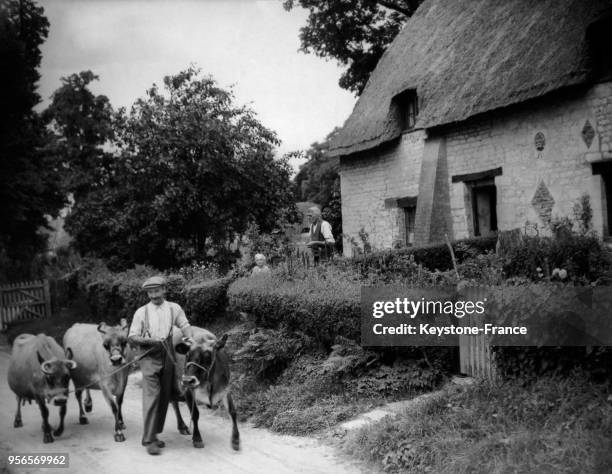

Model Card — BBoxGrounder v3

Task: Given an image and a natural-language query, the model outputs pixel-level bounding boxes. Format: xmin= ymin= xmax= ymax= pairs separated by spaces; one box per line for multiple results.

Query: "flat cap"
xmin=142 ymin=275 xmax=167 ymax=290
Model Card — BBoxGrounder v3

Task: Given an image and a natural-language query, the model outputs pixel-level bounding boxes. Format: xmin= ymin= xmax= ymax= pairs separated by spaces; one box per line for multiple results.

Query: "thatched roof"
xmin=329 ymin=0 xmax=612 ymax=157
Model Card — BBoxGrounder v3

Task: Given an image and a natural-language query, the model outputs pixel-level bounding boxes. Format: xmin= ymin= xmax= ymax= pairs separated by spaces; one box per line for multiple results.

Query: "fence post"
xmin=43 ymin=279 xmax=52 ymax=319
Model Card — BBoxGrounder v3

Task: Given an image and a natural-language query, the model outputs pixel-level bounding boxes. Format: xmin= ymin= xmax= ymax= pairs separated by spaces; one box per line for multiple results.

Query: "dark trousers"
xmin=139 ymin=345 xmax=175 ymax=445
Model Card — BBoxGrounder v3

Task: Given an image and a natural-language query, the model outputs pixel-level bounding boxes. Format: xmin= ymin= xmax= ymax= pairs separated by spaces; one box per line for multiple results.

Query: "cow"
xmin=63 ymin=319 xmax=134 ymax=442
xmin=174 ymin=327 xmax=240 ymax=450
xmin=8 ymin=333 xmax=77 ymax=443
xmin=63 ymin=319 xmax=190 ymax=442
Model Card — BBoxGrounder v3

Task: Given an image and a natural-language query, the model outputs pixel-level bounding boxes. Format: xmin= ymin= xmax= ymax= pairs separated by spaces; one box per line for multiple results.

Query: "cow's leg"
xmin=36 ymin=398 xmax=53 ymax=443
xmin=223 ymin=393 xmax=240 ymax=451
xmin=53 ymin=403 xmax=67 ymax=437
xmin=14 ymin=396 xmax=23 ymax=428
xmin=185 ymin=390 xmax=203 ymax=448
xmin=75 ymin=389 xmax=88 ymax=425
xmin=116 ymin=392 xmax=126 ymax=430
xmin=84 ymin=389 xmax=92 ymax=413
xmin=172 ymin=400 xmax=190 ymax=435
xmin=101 ymin=385 xmax=125 ymax=442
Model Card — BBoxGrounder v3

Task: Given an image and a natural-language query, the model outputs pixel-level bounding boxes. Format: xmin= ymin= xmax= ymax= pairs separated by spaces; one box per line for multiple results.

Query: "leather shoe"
xmin=146 ymin=443 xmax=161 ymax=455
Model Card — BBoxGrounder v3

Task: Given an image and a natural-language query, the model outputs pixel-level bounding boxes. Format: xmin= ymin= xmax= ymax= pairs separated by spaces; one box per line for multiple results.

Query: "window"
xmin=392 ymin=89 xmax=419 ymax=131
xmin=396 ymin=196 xmax=417 ymax=246
xmin=587 ymin=13 xmax=612 ymax=80
xmin=404 ymin=206 xmax=416 ymax=245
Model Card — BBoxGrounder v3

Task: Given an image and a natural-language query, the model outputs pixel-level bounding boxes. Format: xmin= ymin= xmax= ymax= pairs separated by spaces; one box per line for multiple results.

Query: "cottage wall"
xmin=340 ymin=131 xmax=425 ymax=256
xmin=445 ymin=82 xmax=612 ymax=239
xmin=339 ymin=81 xmax=612 ymax=255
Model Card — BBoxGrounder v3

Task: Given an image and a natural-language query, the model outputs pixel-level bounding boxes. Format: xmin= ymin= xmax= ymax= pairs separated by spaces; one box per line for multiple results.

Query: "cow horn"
xmin=97 ymin=322 xmax=107 ymax=334
xmin=41 ymin=361 xmax=53 ymax=375
xmin=120 ymin=318 xmax=128 ymax=331
xmin=64 ymin=360 xmax=77 ymax=370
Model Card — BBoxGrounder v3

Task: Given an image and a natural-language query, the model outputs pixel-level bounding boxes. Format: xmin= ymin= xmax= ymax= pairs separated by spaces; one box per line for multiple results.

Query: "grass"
xmin=341 ymin=374 xmax=612 ymax=473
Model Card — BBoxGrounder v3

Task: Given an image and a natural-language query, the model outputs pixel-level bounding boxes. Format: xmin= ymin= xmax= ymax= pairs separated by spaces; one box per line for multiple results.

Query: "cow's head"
xmin=98 ymin=318 xmax=129 ymax=366
xmin=37 ymin=352 xmax=76 ymax=406
xmin=178 ymin=334 xmax=228 ymax=389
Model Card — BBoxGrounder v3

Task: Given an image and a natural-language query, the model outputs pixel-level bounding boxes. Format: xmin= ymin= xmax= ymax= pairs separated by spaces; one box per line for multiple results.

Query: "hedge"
xmin=184 ymin=277 xmax=232 ymax=325
xmin=354 ymin=236 xmax=498 ymax=277
xmin=77 ymin=263 xmax=230 ymax=326
xmin=227 ymin=274 xmax=361 ymax=347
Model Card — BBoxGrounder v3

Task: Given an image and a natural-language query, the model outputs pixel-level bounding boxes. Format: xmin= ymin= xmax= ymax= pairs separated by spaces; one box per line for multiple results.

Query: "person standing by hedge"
xmin=251 ymin=253 xmax=271 ymax=277
xmin=306 ymin=206 xmax=335 ymax=264
xmin=128 ymin=276 xmax=194 ymax=455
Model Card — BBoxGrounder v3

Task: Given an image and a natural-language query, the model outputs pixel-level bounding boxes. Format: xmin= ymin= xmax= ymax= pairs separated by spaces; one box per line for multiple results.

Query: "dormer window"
xmin=392 ymin=89 xmax=419 ymax=132
xmin=587 ymin=12 xmax=612 ymax=80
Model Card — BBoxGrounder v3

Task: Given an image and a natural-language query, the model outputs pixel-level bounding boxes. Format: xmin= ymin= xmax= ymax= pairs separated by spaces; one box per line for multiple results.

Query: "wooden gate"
xmin=458 ymin=285 xmax=498 ymax=380
xmin=458 ymin=320 xmax=497 ymax=379
xmin=0 ymin=279 xmax=51 ymax=330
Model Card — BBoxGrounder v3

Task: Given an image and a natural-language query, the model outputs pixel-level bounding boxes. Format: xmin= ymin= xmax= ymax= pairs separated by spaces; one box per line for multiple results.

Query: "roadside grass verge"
xmin=229 ymin=337 xmax=448 ymax=436
xmin=341 ymin=374 xmax=612 ymax=473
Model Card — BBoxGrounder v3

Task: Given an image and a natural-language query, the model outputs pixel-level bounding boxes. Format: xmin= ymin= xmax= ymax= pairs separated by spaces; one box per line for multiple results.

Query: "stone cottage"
xmin=328 ymin=0 xmax=612 ymax=256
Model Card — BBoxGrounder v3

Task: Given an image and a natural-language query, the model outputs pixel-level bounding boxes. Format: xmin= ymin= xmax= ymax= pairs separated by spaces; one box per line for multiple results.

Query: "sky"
xmin=37 ymin=0 xmax=357 ymax=169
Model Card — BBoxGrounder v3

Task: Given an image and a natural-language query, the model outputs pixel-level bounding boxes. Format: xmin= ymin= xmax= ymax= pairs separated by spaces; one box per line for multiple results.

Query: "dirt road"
xmin=0 ymin=344 xmax=363 ymax=474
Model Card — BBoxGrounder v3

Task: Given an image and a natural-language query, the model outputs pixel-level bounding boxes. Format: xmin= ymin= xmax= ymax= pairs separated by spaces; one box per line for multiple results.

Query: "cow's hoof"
xmin=53 ymin=427 xmax=64 ymax=437
xmin=178 ymin=426 xmax=190 ymax=435
xmin=79 ymin=416 xmax=88 ymax=425
xmin=84 ymin=401 xmax=92 ymax=413
xmin=14 ymin=419 xmax=22 ymax=428
xmin=114 ymin=433 xmax=125 ymax=442
xmin=231 ymin=437 xmax=240 ymax=451
xmin=43 ymin=433 xmax=54 ymax=443
xmin=193 ymin=439 xmax=204 ymax=449
xmin=118 ymin=421 xmax=126 ymax=430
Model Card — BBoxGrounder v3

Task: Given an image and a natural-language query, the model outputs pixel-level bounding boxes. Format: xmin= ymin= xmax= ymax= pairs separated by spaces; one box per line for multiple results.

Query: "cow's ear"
xmin=37 ymin=351 xmax=45 ymax=365
xmin=214 ymin=333 xmax=228 ymax=350
xmin=65 ymin=348 xmax=73 ymax=360
xmin=119 ymin=318 xmax=128 ymax=331
xmin=97 ymin=322 xmax=107 ymax=334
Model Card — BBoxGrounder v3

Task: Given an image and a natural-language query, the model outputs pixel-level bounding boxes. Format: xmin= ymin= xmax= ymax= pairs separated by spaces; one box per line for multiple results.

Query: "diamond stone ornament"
xmin=582 ymin=120 xmax=595 ymax=148
xmin=531 ymin=181 xmax=555 ymax=225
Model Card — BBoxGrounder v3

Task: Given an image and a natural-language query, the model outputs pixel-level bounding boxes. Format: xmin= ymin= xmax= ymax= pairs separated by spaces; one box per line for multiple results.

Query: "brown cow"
xmin=8 ymin=334 xmax=77 ymax=443
xmin=174 ymin=327 xmax=239 ymax=450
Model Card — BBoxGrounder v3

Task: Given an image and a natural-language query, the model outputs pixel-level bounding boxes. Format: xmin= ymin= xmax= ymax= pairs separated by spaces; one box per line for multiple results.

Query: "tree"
xmin=43 ymin=71 xmax=115 ymax=199
xmin=65 ymin=67 xmax=295 ymax=269
xmin=0 ymin=0 xmax=65 ymax=277
xmin=283 ymin=0 xmax=422 ymax=94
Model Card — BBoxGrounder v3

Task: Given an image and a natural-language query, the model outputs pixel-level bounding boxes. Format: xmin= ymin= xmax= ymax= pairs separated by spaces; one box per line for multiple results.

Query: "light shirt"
xmin=129 ymin=300 xmax=190 ymax=339
xmin=251 ymin=265 xmax=271 ymax=277
xmin=310 ymin=220 xmax=335 ymax=243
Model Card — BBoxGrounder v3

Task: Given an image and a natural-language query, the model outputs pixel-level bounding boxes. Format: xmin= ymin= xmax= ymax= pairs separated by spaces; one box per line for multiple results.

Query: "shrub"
xmin=76 ymin=261 xmax=230 ymax=325
xmin=354 ymin=236 xmax=498 ymax=279
xmin=234 ymin=328 xmax=313 ymax=382
xmin=227 ymin=270 xmax=361 ymax=347
xmin=502 ymin=234 xmax=611 ymax=282
xmin=183 ymin=277 xmax=232 ymax=325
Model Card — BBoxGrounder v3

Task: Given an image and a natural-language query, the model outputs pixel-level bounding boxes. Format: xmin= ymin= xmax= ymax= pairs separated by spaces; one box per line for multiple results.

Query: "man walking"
xmin=128 ymin=276 xmax=194 ymax=455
